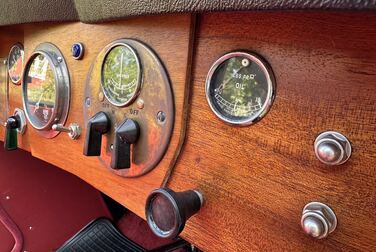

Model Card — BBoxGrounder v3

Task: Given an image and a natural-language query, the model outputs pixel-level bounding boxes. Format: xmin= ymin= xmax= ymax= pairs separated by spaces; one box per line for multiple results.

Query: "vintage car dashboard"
xmin=0 ymin=2 xmax=376 ymax=251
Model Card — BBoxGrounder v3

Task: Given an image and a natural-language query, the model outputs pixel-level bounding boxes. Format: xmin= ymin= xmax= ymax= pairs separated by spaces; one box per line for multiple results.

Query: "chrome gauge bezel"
xmin=205 ymin=51 xmax=276 ymax=126
xmin=100 ymin=42 xmax=142 ymax=107
xmin=22 ymin=43 xmax=70 ymax=138
xmin=7 ymin=43 xmax=24 ymax=85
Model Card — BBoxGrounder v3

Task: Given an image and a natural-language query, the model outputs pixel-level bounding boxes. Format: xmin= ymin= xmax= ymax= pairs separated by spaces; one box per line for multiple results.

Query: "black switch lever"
xmin=111 ymin=118 xmax=140 ymax=169
xmin=83 ymin=112 xmax=110 ymax=156
xmin=4 ymin=116 xmax=19 ymax=151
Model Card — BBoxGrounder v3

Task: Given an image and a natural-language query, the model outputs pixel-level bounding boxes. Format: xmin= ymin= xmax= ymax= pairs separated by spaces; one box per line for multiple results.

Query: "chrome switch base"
xmin=301 ymin=202 xmax=337 ymax=239
xmin=314 ymin=131 xmax=351 ymax=165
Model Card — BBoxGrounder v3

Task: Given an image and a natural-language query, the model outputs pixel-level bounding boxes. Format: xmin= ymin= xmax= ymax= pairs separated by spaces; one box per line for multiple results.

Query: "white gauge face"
xmin=7 ymin=43 xmax=24 ymax=84
xmin=101 ymin=44 xmax=141 ymax=107
xmin=206 ymin=52 xmax=275 ymax=125
xmin=23 ymin=53 xmax=57 ymax=129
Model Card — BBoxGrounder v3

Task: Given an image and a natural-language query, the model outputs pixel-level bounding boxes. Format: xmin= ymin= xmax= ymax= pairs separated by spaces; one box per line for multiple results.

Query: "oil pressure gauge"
xmin=206 ymin=52 xmax=275 ymax=125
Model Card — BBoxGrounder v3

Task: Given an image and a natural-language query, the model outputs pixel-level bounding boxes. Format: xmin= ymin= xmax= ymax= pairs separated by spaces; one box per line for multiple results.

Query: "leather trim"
xmin=74 ymin=0 xmax=376 ymax=23
xmin=0 ymin=0 xmax=78 ymax=26
xmin=0 ymin=0 xmax=375 ymax=26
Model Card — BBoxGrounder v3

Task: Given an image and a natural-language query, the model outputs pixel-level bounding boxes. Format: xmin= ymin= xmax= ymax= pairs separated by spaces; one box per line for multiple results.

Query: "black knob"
xmin=4 ymin=116 xmax=19 ymax=151
xmin=83 ymin=112 xmax=110 ymax=156
xmin=145 ymin=188 xmax=204 ymax=239
xmin=111 ymin=118 xmax=140 ymax=169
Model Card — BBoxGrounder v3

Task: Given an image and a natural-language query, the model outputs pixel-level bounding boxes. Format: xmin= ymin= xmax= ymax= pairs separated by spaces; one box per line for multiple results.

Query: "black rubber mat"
xmin=57 ymin=218 xmax=145 ymax=252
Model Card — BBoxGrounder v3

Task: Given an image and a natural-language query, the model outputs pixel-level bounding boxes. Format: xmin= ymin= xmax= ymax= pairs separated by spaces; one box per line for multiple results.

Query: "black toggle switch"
xmin=145 ymin=188 xmax=204 ymax=239
xmin=111 ymin=118 xmax=140 ymax=169
xmin=83 ymin=111 xmax=110 ymax=156
xmin=4 ymin=116 xmax=19 ymax=151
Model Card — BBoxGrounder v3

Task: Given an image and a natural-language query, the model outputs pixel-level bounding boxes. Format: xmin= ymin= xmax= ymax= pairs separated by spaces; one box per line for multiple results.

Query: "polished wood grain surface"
xmin=1 ymin=12 xmax=376 ymax=252
xmin=168 ymin=12 xmax=376 ymax=251
xmin=0 ymin=14 xmax=193 ymax=218
xmin=0 ymin=27 xmax=23 ymax=139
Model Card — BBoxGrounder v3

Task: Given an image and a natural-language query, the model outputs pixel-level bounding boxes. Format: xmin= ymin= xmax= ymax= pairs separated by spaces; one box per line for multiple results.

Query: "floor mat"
xmin=57 ymin=218 xmax=145 ymax=252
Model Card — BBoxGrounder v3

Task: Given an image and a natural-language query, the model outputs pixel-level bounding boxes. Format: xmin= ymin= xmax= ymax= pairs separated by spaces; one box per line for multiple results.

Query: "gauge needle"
xmin=119 ymin=53 xmax=124 ymax=88
xmin=34 ymin=89 xmax=46 ymax=112
xmin=233 ymin=100 xmax=238 ymax=113
xmin=217 ymin=65 xmax=246 ymax=93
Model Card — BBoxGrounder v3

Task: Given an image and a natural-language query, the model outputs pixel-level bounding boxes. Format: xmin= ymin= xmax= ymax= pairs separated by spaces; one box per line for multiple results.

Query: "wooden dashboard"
xmin=1 ymin=11 xmax=376 ymax=251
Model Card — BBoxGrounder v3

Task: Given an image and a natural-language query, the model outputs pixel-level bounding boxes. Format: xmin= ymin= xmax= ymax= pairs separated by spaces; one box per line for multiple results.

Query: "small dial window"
xmin=24 ymin=53 xmax=56 ymax=129
xmin=101 ymin=44 xmax=141 ymax=107
xmin=7 ymin=43 xmax=24 ymax=84
xmin=205 ymin=52 xmax=275 ymax=125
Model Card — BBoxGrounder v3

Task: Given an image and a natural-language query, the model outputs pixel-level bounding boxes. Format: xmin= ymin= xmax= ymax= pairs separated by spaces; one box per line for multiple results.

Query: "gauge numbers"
xmin=101 ymin=44 xmax=141 ymax=107
xmin=7 ymin=43 xmax=24 ymax=84
xmin=24 ymin=53 xmax=56 ymax=129
xmin=206 ymin=52 xmax=275 ymax=125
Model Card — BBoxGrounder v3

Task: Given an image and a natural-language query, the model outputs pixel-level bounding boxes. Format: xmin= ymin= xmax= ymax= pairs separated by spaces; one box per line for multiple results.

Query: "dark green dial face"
xmin=101 ymin=45 xmax=141 ymax=107
xmin=207 ymin=53 xmax=274 ymax=125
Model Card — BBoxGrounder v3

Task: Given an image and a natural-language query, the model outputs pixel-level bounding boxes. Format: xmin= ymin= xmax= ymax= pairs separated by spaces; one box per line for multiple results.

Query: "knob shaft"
xmin=314 ymin=131 xmax=351 ymax=165
xmin=301 ymin=202 xmax=337 ymax=239
xmin=145 ymin=188 xmax=204 ymax=239
xmin=52 ymin=123 xmax=81 ymax=140
xmin=83 ymin=112 xmax=110 ymax=156
xmin=111 ymin=118 xmax=140 ymax=169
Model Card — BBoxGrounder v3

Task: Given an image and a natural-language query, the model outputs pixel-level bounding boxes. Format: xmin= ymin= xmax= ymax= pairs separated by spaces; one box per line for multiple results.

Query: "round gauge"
xmin=7 ymin=43 xmax=24 ymax=84
xmin=22 ymin=43 xmax=70 ymax=138
xmin=23 ymin=53 xmax=56 ymax=129
xmin=101 ymin=44 xmax=141 ymax=107
xmin=205 ymin=52 xmax=275 ymax=125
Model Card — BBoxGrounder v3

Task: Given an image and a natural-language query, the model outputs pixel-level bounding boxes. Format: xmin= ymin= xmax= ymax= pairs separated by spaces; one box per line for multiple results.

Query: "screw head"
xmin=85 ymin=97 xmax=91 ymax=107
xmin=136 ymin=99 xmax=144 ymax=109
xmin=157 ymin=111 xmax=166 ymax=124
xmin=242 ymin=58 xmax=249 ymax=67
xmin=98 ymin=92 xmax=104 ymax=102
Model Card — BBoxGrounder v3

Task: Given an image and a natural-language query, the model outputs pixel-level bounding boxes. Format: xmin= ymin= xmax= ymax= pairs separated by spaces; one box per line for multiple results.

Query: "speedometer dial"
xmin=24 ymin=53 xmax=56 ymax=129
xmin=22 ymin=43 xmax=70 ymax=138
xmin=101 ymin=44 xmax=141 ymax=107
xmin=205 ymin=52 xmax=275 ymax=125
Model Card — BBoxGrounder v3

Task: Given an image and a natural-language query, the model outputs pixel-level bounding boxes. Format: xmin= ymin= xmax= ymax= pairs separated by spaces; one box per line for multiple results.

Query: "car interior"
xmin=0 ymin=0 xmax=375 ymax=251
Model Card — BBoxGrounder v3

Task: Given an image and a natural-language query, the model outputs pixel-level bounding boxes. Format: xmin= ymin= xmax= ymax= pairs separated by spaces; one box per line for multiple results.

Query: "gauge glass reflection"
xmin=101 ymin=44 xmax=141 ymax=107
xmin=8 ymin=44 xmax=24 ymax=84
xmin=24 ymin=54 xmax=56 ymax=129
xmin=206 ymin=52 xmax=275 ymax=125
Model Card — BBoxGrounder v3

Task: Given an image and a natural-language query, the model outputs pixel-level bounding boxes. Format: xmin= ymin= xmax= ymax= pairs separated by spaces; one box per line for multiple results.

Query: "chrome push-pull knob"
xmin=145 ymin=188 xmax=204 ymax=239
xmin=301 ymin=202 xmax=337 ymax=239
xmin=52 ymin=123 xmax=81 ymax=140
xmin=314 ymin=131 xmax=351 ymax=165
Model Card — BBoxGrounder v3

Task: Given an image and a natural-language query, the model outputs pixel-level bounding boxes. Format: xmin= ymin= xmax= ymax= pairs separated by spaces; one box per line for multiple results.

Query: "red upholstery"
xmin=0 ymin=146 xmax=111 ymax=251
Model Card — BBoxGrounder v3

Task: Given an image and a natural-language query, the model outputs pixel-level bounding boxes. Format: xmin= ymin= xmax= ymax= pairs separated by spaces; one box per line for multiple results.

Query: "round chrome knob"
xmin=145 ymin=188 xmax=204 ymax=239
xmin=302 ymin=216 xmax=325 ymax=238
xmin=301 ymin=202 xmax=337 ymax=239
xmin=314 ymin=131 xmax=351 ymax=165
